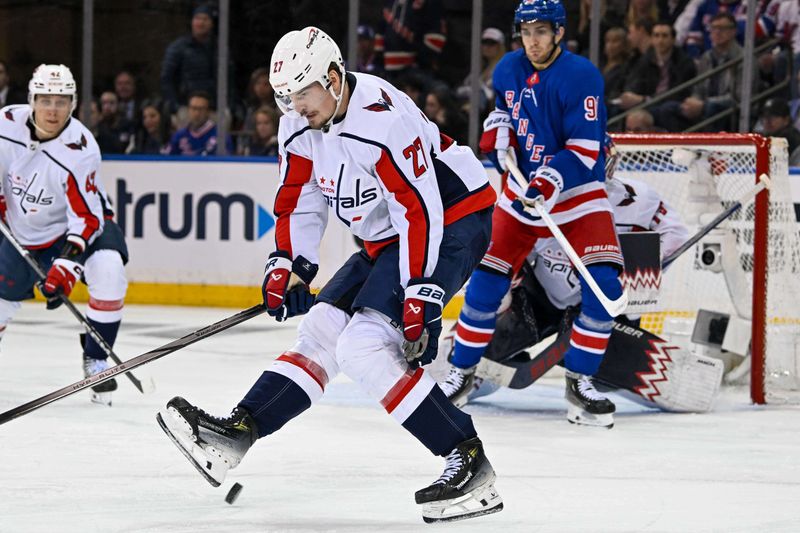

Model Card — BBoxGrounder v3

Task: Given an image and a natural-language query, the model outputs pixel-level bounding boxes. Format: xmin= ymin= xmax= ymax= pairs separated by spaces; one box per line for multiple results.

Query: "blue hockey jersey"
xmin=492 ymin=48 xmax=610 ymax=226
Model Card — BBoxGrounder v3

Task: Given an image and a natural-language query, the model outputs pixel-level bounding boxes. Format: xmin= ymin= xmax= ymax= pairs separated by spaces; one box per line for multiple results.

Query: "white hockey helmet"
xmin=270 ymin=27 xmax=346 ymax=130
xmin=28 ymin=64 xmax=78 ymax=112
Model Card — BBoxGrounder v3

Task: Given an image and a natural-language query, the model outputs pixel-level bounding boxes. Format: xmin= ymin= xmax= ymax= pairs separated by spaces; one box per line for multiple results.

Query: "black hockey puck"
xmin=225 ymin=482 xmax=243 ymax=504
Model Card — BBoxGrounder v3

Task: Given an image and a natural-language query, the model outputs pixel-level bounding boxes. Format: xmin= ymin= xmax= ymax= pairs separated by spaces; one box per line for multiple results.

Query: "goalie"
xmin=441 ymin=136 xmax=725 ymax=416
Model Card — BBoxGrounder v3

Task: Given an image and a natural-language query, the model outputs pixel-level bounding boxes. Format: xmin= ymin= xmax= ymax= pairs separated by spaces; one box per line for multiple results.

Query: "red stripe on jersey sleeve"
xmin=274 ymin=153 xmax=313 ymax=255
xmin=375 ymin=149 xmax=429 ymax=279
xmin=443 ymin=185 xmax=495 ymax=225
xmin=565 ymin=143 xmax=599 ymax=162
xmin=66 ymin=173 xmax=101 ymax=242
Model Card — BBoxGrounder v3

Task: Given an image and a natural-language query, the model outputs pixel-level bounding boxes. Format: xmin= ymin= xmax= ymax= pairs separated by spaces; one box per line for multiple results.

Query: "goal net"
xmin=612 ymin=133 xmax=800 ymax=404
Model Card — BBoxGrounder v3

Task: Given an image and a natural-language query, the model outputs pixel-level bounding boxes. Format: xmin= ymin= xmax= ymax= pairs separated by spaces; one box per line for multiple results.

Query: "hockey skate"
xmin=440 ymin=365 xmax=475 ymax=408
xmin=565 ymin=370 xmax=616 ymax=428
xmin=82 ymin=355 xmax=117 ymax=406
xmin=415 ymin=437 xmax=503 ymax=523
xmin=156 ymin=396 xmax=258 ymax=487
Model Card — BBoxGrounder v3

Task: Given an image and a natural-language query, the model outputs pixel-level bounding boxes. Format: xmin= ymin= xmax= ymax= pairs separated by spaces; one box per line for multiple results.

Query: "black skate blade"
xmin=156 ymin=413 xmax=220 ymax=487
xmin=422 ymin=502 xmax=504 ymax=524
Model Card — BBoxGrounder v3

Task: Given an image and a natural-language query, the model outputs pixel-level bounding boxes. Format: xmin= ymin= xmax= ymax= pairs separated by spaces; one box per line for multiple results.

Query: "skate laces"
xmin=576 ymin=375 xmax=606 ymax=401
xmin=443 ymin=367 xmax=465 ymax=391
xmin=434 ymin=448 xmax=465 ymax=485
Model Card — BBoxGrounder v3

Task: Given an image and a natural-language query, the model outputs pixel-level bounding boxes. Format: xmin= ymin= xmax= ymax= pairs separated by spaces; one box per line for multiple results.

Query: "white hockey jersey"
xmin=0 ymin=105 xmax=105 ymax=248
xmin=274 ymin=73 xmax=496 ymax=286
xmin=530 ymin=176 xmax=689 ymax=309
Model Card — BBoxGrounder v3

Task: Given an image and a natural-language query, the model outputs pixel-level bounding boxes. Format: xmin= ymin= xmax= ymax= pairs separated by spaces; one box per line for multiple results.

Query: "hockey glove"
xmin=262 ymin=250 xmax=318 ymax=322
xmin=402 ymin=278 xmax=445 ymax=368
xmin=521 ymin=166 xmax=563 ymax=217
xmin=42 ymin=236 xmax=86 ymax=310
xmin=479 ymin=109 xmax=518 ymax=174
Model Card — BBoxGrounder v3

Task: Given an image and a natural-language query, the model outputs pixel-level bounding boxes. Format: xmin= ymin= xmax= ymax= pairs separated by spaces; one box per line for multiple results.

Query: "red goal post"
xmin=611 ymin=133 xmax=799 ymax=404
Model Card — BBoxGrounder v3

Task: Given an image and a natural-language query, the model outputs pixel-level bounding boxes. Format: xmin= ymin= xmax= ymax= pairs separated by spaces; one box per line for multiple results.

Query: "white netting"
xmin=613 ymin=134 xmax=800 ymax=404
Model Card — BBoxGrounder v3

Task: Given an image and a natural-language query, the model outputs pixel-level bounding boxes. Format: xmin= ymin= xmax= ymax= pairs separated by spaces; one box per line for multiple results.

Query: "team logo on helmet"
xmin=306 ymin=28 xmax=319 ymax=49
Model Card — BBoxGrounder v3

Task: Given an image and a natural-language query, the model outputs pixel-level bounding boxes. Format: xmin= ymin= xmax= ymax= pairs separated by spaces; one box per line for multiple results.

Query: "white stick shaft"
xmin=504 ymin=158 xmax=628 ymax=317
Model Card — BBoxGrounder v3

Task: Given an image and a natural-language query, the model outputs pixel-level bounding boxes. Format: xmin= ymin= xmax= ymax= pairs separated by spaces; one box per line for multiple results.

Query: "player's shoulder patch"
xmin=363 ymin=88 xmax=394 ymax=113
xmin=65 ymin=133 xmax=89 ymax=151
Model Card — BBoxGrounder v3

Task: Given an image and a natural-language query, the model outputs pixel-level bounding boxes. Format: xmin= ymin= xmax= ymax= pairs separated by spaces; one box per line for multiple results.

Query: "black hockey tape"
xmin=225 ymin=482 xmax=243 ymax=504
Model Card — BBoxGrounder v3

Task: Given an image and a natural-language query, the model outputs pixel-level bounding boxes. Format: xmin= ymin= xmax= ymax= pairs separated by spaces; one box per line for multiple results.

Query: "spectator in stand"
xmin=114 ymin=70 xmax=139 ymax=122
xmin=627 ymin=0 xmax=660 ymax=27
xmin=424 ymin=83 xmax=468 ymax=146
xmin=685 ymin=0 xmax=771 ymax=58
xmin=375 ymin=0 xmax=446 ymax=76
xmin=603 ymin=27 xmax=632 ymax=118
xmin=761 ymin=0 xmax=800 ymax=100
xmin=658 ymin=0 xmax=696 ymax=25
xmin=659 ymin=12 xmax=751 ymax=131
xmin=625 ymin=108 xmax=661 ymax=132
xmin=130 ymin=101 xmax=171 ymax=155
xmin=573 ymin=0 xmax=625 ymax=56
xmin=758 ymin=97 xmax=800 ymax=165
xmin=95 ymin=91 xmax=135 ymax=154
xmin=241 ymin=67 xmax=276 ymax=134
xmin=627 ymin=17 xmax=654 ymax=67
xmin=167 ymin=91 xmax=233 ymax=156
xmin=0 ymin=60 xmax=26 ymax=107
xmin=239 ymin=106 xmax=279 ymax=157
xmin=395 ymin=70 xmax=428 ymax=110
xmin=457 ymin=27 xmax=506 ymax=117
xmin=80 ymin=97 xmax=101 ymax=137
xmin=620 ymin=21 xmax=697 ymax=130
xmin=355 ymin=24 xmax=382 ymax=75
xmin=160 ymin=4 xmax=236 ymax=116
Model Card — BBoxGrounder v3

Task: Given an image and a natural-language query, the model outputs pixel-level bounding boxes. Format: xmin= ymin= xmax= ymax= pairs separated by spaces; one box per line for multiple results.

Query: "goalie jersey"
xmin=0 ymin=105 xmax=105 ymax=248
xmin=530 ymin=176 xmax=688 ymax=310
xmin=274 ymin=72 xmax=496 ymax=287
xmin=491 ymin=48 xmax=609 ymax=226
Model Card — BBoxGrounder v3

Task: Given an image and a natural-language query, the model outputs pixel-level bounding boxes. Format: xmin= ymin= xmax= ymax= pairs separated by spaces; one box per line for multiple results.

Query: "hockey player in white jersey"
xmin=0 ymin=64 xmax=129 ymax=405
xmin=440 ymin=136 xmax=723 ymax=413
xmin=157 ymin=27 xmax=502 ymax=523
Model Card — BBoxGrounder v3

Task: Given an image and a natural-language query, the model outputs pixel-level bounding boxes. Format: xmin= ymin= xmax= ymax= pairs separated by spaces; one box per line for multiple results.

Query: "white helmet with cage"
xmin=28 ymin=64 xmax=78 ymax=112
xmin=270 ymin=27 xmax=346 ymax=132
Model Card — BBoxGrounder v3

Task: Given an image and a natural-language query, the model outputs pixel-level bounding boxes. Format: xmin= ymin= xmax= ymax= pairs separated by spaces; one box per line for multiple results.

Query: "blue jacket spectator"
xmin=167 ymin=91 xmax=233 ymax=156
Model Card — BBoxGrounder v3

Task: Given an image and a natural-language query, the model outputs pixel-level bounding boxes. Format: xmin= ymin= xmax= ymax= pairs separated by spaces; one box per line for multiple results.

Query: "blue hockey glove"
xmin=262 ymin=250 xmax=318 ymax=322
xmin=402 ymin=278 xmax=445 ymax=368
xmin=479 ymin=109 xmax=518 ymax=173
xmin=522 ymin=166 xmax=563 ymax=216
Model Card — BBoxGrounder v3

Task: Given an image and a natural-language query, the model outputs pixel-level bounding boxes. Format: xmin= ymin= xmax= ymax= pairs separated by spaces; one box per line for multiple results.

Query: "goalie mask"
xmin=269 ymin=27 xmax=346 ymax=132
xmin=28 ymin=64 xmax=77 ymax=112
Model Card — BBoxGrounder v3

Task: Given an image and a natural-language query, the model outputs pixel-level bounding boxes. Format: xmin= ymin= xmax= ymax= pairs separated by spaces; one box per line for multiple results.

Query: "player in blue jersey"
xmin=448 ymin=0 xmax=624 ymax=428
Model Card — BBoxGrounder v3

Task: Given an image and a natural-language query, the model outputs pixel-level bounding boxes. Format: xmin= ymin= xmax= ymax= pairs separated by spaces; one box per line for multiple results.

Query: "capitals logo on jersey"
xmin=363 ymin=89 xmax=394 ymax=112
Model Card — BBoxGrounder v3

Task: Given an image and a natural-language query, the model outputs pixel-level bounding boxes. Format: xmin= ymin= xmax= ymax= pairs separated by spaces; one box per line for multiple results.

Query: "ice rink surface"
xmin=1 ymin=304 xmax=799 ymax=533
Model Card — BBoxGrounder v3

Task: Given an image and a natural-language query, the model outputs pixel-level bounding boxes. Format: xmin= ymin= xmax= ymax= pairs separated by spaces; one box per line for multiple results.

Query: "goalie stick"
xmin=473 ymin=171 xmax=771 ymax=391
xmin=0 ymin=219 xmax=152 ymax=394
xmin=0 ymin=304 xmax=265 ymax=426
xmin=505 ymin=155 xmax=629 ymax=316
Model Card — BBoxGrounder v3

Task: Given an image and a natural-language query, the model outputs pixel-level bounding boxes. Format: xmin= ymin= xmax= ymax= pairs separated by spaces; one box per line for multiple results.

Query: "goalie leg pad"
xmin=595 ymin=322 xmax=725 ymax=412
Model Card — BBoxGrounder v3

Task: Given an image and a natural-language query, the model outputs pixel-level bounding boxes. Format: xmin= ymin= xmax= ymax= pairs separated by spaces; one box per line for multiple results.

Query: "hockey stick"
xmin=662 ymin=173 xmax=771 ymax=268
xmin=0 ymin=220 xmax=151 ymax=393
xmin=0 ymin=304 xmax=265 ymax=426
xmin=504 ymin=156 xmax=629 ymax=316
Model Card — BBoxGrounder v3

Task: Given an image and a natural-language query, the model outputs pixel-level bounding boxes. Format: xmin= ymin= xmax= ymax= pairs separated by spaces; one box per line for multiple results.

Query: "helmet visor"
xmin=274 ymin=81 xmax=329 ymax=120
